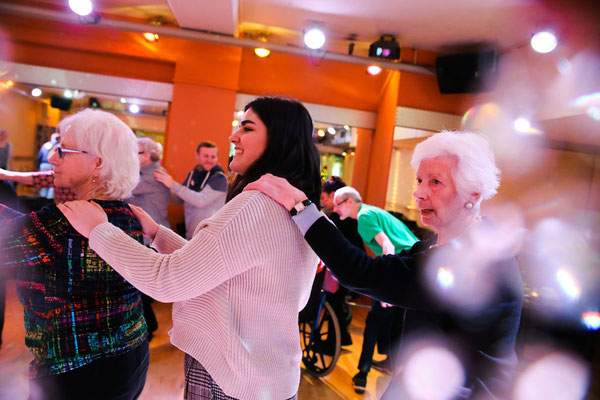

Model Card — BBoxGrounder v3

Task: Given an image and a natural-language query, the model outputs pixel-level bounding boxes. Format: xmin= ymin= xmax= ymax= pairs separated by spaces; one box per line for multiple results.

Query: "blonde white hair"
xmin=334 ymin=186 xmax=362 ymax=203
xmin=410 ymin=131 xmax=500 ymax=203
xmin=58 ymin=109 xmax=139 ymax=199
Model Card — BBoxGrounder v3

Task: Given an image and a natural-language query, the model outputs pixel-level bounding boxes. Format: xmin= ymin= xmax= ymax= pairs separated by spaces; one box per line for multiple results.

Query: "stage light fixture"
xmin=531 ymin=30 xmax=557 ymax=53
xmin=327 ymin=127 xmax=336 ymax=135
xmin=369 ymin=35 xmax=400 ymax=60
xmin=304 ymin=28 xmax=326 ymax=50
xmin=120 ymin=97 xmax=127 ymax=104
xmin=31 ymin=88 xmax=42 ymax=97
xmin=254 ymin=48 xmax=270 ymax=58
xmin=64 ymin=89 xmax=73 ymax=98
xmin=129 ymin=104 xmax=140 ymax=114
xmin=69 ymin=0 xmax=93 ymax=16
xmin=89 ymin=97 xmax=100 ymax=108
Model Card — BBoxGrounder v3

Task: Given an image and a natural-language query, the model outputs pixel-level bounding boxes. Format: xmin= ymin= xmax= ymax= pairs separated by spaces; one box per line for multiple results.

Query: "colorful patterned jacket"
xmin=0 ymin=200 xmax=147 ymax=377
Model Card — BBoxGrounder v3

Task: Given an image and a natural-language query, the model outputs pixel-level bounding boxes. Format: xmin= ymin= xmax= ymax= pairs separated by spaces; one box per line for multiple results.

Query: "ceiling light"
xmin=143 ymin=32 xmax=159 ymax=42
xmin=341 ymin=151 xmax=347 ymax=157
xmin=367 ymin=65 xmax=382 ymax=75
xmin=232 ymin=120 xmax=240 ymax=127
xmin=327 ymin=127 xmax=336 ymax=135
xmin=129 ymin=104 xmax=140 ymax=114
xmin=304 ymin=28 xmax=326 ymax=50
xmin=317 ymin=128 xmax=326 ymax=138
xmin=31 ymin=88 xmax=42 ymax=97
xmin=120 ymin=97 xmax=127 ymax=104
xmin=343 ymin=125 xmax=350 ymax=131
xmin=254 ymin=48 xmax=271 ymax=58
xmin=531 ymin=31 xmax=557 ymax=53
xmin=63 ymin=89 xmax=73 ymax=98
xmin=350 ymin=151 xmax=355 ymax=156
xmin=5 ymin=80 xmax=15 ymax=87
xmin=236 ymin=110 xmax=244 ymax=118
xmin=514 ymin=117 xmax=531 ymax=133
xmin=69 ymin=0 xmax=93 ymax=16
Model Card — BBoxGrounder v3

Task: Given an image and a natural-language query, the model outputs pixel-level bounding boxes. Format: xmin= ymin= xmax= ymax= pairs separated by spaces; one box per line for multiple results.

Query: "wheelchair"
xmin=298 ymin=266 xmax=342 ymax=377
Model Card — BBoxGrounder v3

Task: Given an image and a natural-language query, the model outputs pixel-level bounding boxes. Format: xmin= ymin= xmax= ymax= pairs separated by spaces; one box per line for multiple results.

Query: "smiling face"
xmin=320 ymin=191 xmax=335 ymax=211
xmin=229 ymin=108 xmax=268 ymax=175
xmin=196 ymin=146 xmax=218 ymax=171
xmin=413 ymin=155 xmax=466 ymax=231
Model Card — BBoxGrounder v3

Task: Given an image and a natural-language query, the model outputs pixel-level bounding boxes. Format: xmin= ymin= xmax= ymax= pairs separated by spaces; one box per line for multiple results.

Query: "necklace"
xmin=429 ymin=215 xmax=482 ymax=250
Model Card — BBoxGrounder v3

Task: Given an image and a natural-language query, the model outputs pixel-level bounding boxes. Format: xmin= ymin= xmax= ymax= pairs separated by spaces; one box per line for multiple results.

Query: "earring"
xmin=92 ymin=178 xmax=97 ymax=184
xmin=465 ymin=202 xmax=473 ymax=209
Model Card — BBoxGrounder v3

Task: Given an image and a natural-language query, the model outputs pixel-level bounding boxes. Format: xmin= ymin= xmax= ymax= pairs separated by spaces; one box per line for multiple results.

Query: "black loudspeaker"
xmin=50 ymin=95 xmax=73 ymax=111
xmin=435 ymin=50 xmax=498 ymax=94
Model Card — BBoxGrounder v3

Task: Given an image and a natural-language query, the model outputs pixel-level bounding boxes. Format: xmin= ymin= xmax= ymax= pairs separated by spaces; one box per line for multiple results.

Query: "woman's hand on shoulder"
xmin=244 ymin=173 xmax=308 ymax=211
xmin=129 ymin=204 xmax=159 ymax=239
xmin=57 ymin=200 xmax=108 ymax=238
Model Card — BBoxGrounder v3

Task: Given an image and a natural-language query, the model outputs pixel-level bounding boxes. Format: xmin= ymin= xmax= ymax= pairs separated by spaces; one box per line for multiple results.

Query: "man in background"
xmin=333 ymin=186 xmax=418 ymax=393
xmin=154 ymin=141 xmax=227 ymax=239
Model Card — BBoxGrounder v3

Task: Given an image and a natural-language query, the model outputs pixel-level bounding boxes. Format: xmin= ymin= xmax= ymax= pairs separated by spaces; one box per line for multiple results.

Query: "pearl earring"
xmin=92 ymin=178 xmax=97 ymax=184
xmin=465 ymin=202 xmax=473 ymax=209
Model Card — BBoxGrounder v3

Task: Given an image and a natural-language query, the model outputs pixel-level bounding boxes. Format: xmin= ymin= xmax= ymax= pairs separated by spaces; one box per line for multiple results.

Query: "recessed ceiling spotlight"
xmin=129 ymin=104 xmax=140 ymax=114
xmin=341 ymin=151 xmax=347 ymax=157
xmin=317 ymin=128 xmax=326 ymax=138
xmin=367 ymin=65 xmax=382 ymax=76
xmin=254 ymin=48 xmax=271 ymax=58
xmin=343 ymin=125 xmax=350 ymax=131
xmin=120 ymin=97 xmax=127 ymax=104
xmin=327 ymin=127 xmax=336 ymax=135
xmin=63 ymin=89 xmax=73 ymax=98
xmin=68 ymin=0 xmax=93 ymax=16
xmin=31 ymin=88 xmax=42 ymax=97
xmin=143 ymin=32 xmax=159 ymax=42
xmin=232 ymin=120 xmax=240 ymax=127
xmin=531 ymin=30 xmax=557 ymax=53
xmin=304 ymin=27 xmax=326 ymax=50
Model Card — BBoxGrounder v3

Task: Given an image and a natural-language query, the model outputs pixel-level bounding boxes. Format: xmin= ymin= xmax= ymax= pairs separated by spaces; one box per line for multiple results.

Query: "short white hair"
xmin=334 ymin=186 xmax=362 ymax=203
xmin=410 ymin=131 xmax=500 ymax=202
xmin=58 ymin=109 xmax=139 ymax=199
xmin=137 ymin=137 xmax=161 ymax=162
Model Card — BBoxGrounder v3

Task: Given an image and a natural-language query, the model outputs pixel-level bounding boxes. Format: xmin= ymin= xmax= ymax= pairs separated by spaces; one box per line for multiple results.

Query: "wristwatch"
xmin=289 ymin=199 xmax=312 ymax=216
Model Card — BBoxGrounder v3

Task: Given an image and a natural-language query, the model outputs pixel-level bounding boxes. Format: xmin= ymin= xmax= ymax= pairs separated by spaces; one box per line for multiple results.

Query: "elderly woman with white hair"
xmin=246 ymin=131 xmax=524 ymax=399
xmin=0 ymin=109 xmax=149 ymax=400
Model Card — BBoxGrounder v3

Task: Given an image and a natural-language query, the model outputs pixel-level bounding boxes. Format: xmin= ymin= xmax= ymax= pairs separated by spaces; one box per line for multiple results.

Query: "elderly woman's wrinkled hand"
xmin=154 ymin=169 xmax=174 ymax=189
xmin=129 ymin=204 xmax=160 ymax=240
xmin=57 ymin=200 xmax=108 ymax=238
xmin=244 ymin=174 xmax=307 ymax=211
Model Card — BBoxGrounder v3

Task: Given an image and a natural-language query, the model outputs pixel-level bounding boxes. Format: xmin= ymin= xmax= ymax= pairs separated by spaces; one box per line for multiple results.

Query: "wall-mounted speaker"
xmin=50 ymin=95 xmax=73 ymax=111
xmin=435 ymin=50 xmax=498 ymax=94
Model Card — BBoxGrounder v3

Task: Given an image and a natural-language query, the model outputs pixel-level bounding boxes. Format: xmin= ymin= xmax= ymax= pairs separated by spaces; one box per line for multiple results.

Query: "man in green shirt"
xmin=333 ymin=186 xmax=417 ymax=393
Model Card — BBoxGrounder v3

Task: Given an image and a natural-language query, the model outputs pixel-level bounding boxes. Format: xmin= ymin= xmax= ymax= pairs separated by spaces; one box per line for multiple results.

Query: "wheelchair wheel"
xmin=300 ymin=300 xmax=341 ymax=377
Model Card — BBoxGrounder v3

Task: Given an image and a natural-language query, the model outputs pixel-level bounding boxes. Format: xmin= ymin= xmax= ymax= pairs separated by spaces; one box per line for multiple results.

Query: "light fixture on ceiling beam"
xmin=531 ymin=30 xmax=557 ymax=53
xmin=367 ymin=65 xmax=382 ymax=75
xmin=68 ymin=0 xmax=93 ymax=16
xmin=369 ymin=35 xmax=401 ymax=60
xmin=254 ymin=48 xmax=270 ymax=58
xmin=304 ymin=27 xmax=326 ymax=50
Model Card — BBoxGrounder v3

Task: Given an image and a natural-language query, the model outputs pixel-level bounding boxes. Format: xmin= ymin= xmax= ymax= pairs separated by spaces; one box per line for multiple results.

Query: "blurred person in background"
xmin=154 ymin=141 xmax=227 ymax=239
xmin=331 ymin=185 xmax=417 ymax=393
xmin=35 ymin=132 xmax=61 ymax=199
xmin=247 ymin=131 xmax=524 ymax=399
xmin=0 ymin=109 xmax=149 ymax=400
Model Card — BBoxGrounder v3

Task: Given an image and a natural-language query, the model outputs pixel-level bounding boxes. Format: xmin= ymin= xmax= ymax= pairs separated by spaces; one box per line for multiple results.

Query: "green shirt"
xmin=356 ymin=204 xmax=418 ymax=256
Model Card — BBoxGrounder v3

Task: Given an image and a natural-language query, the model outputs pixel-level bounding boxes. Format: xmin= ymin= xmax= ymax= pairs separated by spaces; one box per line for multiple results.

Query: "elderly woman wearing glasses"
xmin=0 ymin=109 xmax=149 ymax=400
xmin=246 ymin=131 xmax=524 ymax=399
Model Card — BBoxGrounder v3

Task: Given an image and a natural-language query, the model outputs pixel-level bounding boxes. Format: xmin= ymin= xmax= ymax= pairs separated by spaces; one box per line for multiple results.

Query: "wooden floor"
xmin=0 ymin=281 xmax=390 ymax=399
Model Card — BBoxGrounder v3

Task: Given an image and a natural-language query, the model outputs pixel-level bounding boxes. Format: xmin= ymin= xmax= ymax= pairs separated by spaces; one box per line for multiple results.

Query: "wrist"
xmin=290 ymin=199 xmax=312 ymax=216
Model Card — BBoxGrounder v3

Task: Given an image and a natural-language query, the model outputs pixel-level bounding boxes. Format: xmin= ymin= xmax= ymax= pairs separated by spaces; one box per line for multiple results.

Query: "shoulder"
xmin=225 ymin=190 xmax=286 ymax=214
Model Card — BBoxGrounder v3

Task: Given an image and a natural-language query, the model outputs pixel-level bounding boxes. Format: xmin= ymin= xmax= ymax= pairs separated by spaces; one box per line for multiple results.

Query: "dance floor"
xmin=0 ymin=282 xmax=390 ymax=399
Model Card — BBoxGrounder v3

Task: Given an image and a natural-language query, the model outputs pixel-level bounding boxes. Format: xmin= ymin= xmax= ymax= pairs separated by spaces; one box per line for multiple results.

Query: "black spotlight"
xmin=369 ymin=35 xmax=401 ymax=60
xmin=435 ymin=50 xmax=499 ymax=94
xmin=89 ymin=97 xmax=101 ymax=108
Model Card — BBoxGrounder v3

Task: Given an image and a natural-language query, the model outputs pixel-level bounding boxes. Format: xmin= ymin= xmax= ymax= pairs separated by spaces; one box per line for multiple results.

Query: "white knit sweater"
xmin=89 ymin=191 xmax=318 ymax=399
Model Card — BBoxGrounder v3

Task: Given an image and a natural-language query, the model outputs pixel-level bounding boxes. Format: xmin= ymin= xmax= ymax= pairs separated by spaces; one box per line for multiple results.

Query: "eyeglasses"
xmin=138 ymin=151 xmax=145 ymax=154
xmin=56 ymin=146 xmax=88 ymax=158
xmin=334 ymin=198 xmax=349 ymax=207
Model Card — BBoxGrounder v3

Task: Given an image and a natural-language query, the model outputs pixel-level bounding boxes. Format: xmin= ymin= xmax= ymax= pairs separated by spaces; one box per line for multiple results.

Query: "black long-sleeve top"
xmin=298 ymin=208 xmax=523 ymax=399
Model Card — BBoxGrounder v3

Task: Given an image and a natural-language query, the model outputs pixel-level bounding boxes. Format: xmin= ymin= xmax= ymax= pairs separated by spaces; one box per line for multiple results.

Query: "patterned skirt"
xmin=183 ymin=354 xmax=298 ymax=400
